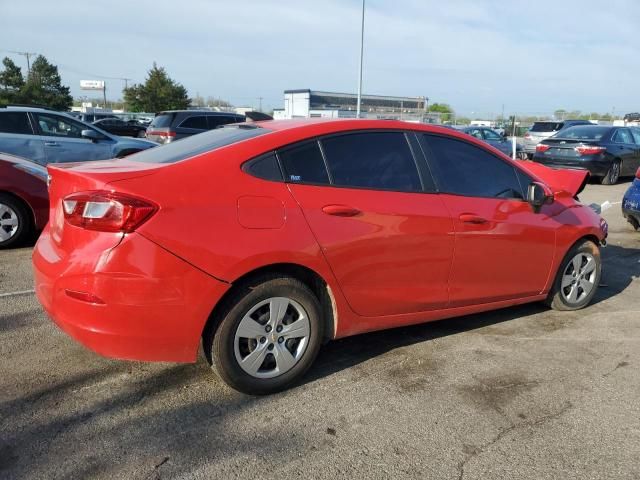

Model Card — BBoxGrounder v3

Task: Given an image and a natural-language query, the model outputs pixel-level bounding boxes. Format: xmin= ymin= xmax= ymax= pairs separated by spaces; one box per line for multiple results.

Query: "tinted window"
xmin=130 ymin=126 xmax=269 ymax=164
xmin=613 ymin=128 xmax=633 ymax=144
xmin=630 ymin=128 xmax=640 ymax=144
xmin=278 ymin=141 xmax=330 ymax=184
xmin=530 ymin=122 xmax=563 ymax=132
xmin=179 ymin=116 xmax=208 ymax=129
xmin=558 ymin=126 xmax=609 ymax=141
xmin=483 ymin=129 xmax=502 ymax=141
xmin=35 ymin=113 xmax=89 ymax=138
xmin=422 ymin=135 xmax=524 ymax=199
xmin=0 ymin=112 xmax=33 ymax=134
xmin=321 ymin=132 xmax=421 ymax=192
xmin=242 ymin=153 xmax=283 ymax=182
xmin=208 ymin=115 xmax=239 ymax=129
xmin=149 ymin=113 xmax=175 ymax=128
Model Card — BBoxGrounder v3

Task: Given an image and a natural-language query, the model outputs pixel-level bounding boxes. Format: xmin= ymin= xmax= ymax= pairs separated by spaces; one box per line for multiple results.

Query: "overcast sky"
xmin=2 ymin=0 xmax=638 ymax=117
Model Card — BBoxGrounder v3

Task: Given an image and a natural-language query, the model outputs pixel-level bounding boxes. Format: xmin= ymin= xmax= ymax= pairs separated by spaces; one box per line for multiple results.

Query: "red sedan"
xmin=33 ymin=120 xmax=607 ymax=394
xmin=0 ymin=153 xmax=48 ymax=248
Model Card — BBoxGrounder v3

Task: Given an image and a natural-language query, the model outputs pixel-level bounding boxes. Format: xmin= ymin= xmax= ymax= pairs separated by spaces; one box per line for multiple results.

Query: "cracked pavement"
xmin=1 ymin=181 xmax=639 ymax=479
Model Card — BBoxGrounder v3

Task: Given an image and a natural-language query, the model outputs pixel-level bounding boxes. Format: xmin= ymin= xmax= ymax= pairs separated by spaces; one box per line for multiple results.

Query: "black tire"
xmin=205 ymin=275 xmax=324 ymax=395
xmin=627 ymin=215 xmax=640 ymax=231
xmin=545 ymin=239 xmax=601 ymax=311
xmin=601 ymin=160 xmax=621 ymax=185
xmin=0 ymin=193 xmax=32 ymax=249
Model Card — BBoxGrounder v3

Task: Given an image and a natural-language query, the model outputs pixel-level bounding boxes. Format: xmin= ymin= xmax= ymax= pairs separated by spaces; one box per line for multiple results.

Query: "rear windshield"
xmin=149 ymin=113 xmax=175 ymax=128
xmin=530 ymin=122 xmax=563 ymax=132
xmin=129 ymin=125 xmax=270 ymax=164
xmin=556 ymin=126 xmax=610 ymax=141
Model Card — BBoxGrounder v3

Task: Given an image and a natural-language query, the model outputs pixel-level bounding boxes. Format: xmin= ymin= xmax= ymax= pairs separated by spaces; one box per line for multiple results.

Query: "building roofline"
xmin=283 ymin=89 xmax=425 ymax=102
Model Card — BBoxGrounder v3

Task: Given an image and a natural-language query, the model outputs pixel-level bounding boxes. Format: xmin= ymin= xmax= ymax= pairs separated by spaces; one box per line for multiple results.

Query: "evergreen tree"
xmin=21 ymin=55 xmax=72 ymax=110
xmin=0 ymin=57 xmax=25 ymax=105
xmin=123 ymin=63 xmax=190 ymax=112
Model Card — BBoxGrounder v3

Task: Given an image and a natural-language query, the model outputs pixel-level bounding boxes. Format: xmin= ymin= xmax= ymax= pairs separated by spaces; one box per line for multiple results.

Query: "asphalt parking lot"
xmin=1 ymin=181 xmax=639 ymax=480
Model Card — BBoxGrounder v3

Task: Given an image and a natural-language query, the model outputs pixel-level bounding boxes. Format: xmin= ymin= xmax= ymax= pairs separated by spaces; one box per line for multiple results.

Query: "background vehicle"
xmin=622 ymin=167 xmax=640 ymax=230
xmin=523 ymin=120 xmax=592 ymax=158
xmin=68 ymin=112 xmax=118 ymax=123
xmin=145 ymin=110 xmax=245 ymax=144
xmin=0 ymin=106 xmax=157 ymax=165
xmin=532 ymin=125 xmax=640 ymax=184
xmin=0 ymin=153 xmax=48 ymax=248
xmin=459 ymin=126 xmax=525 ymax=158
xmin=93 ymin=118 xmax=147 ymax=137
xmin=33 ymin=120 xmax=607 ymax=395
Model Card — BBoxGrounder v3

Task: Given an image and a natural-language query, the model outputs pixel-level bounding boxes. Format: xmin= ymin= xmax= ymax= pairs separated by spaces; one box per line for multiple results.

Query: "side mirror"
xmin=527 ymin=181 xmax=554 ymax=212
xmin=81 ymin=129 xmax=101 ymax=142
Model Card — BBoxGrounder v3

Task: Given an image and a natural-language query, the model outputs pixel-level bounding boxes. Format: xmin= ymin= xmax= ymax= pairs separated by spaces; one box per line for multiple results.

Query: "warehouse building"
xmin=273 ymin=89 xmax=439 ymax=123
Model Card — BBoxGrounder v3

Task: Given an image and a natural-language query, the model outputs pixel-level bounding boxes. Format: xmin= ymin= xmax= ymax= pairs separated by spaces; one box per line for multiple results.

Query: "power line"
xmin=8 ymin=51 xmax=38 ymax=75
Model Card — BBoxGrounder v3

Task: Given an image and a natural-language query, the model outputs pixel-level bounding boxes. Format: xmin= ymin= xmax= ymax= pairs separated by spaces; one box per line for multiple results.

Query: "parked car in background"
xmin=532 ymin=125 xmax=640 ymax=185
xmin=69 ymin=112 xmax=119 ymax=123
xmin=0 ymin=106 xmax=157 ymax=165
xmin=622 ymin=167 xmax=640 ymax=230
xmin=93 ymin=118 xmax=147 ymax=138
xmin=145 ymin=110 xmax=245 ymax=144
xmin=0 ymin=153 xmax=48 ymax=248
xmin=459 ymin=126 xmax=525 ymax=158
xmin=33 ymin=120 xmax=607 ymax=395
xmin=523 ymin=120 xmax=592 ymax=158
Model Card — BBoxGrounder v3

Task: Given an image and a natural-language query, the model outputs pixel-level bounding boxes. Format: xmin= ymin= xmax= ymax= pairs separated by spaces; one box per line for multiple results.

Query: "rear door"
xmin=420 ymin=134 xmax=556 ymax=306
xmin=0 ymin=111 xmax=46 ymax=164
xmin=611 ymin=128 xmax=637 ymax=176
xmin=284 ymin=131 xmax=454 ymax=317
xmin=33 ymin=112 xmax=113 ymax=163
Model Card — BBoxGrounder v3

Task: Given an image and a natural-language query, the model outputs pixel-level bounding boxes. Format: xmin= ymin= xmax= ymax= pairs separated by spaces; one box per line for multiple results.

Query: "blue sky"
xmin=1 ymin=0 xmax=638 ymax=117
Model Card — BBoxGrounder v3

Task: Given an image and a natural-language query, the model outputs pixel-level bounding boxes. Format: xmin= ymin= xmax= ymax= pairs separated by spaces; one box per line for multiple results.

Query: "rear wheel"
xmin=0 ymin=194 xmax=31 ymax=249
xmin=546 ymin=239 xmax=601 ymax=311
xmin=205 ymin=275 xmax=324 ymax=395
xmin=601 ymin=160 xmax=621 ymax=185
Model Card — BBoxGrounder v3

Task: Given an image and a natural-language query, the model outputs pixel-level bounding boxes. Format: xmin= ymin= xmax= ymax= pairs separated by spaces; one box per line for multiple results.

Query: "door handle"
xmin=459 ymin=213 xmax=488 ymax=224
xmin=44 ymin=141 xmax=60 ymax=147
xmin=322 ymin=204 xmax=361 ymax=217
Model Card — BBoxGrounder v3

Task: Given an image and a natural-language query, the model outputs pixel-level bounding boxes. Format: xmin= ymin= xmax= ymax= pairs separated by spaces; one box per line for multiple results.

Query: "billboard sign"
xmin=80 ymin=80 xmax=105 ymax=90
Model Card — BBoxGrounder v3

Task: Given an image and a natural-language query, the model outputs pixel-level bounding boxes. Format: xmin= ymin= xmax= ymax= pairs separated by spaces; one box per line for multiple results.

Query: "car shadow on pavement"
xmin=593 ymin=243 xmax=640 ymax=305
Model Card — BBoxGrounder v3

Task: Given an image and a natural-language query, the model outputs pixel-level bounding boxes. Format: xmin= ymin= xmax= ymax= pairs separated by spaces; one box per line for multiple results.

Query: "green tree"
xmin=0 ymin=57 xmax=25 ymax=105
xmin=429 ymin=102 xmax=454 ymax=121
xmin=19 ymin=55 xmax=73 ymax=110
xmin=124 ymin=63 xmax=190 ymax=112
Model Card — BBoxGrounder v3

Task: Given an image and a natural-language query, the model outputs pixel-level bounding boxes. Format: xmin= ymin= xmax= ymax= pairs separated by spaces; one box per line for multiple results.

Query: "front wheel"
xmin=546 ymin=239 xmax=601 ymax=311
xmin=206 ymin=275 xmax=324 ymax=395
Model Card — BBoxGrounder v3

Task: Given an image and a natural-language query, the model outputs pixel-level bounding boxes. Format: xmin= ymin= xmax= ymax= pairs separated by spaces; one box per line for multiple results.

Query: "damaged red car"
xmin=33 ymin=120 xmax=607 ymax=394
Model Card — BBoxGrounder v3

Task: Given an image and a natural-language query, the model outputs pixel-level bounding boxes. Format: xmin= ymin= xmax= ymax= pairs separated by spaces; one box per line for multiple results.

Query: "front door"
xmin=282 ymin=131 xmax=455 ymax=317
xmin=420 ymin=134 xmax=556 ymax=307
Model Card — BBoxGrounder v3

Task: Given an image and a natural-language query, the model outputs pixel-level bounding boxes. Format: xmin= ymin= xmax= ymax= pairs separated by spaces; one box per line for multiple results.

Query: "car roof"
xmin=158 ymin=110 xmax=243 ymax=115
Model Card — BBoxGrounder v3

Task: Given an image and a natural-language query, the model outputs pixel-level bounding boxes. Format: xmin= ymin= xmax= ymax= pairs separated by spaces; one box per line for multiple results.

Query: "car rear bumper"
xmin=33 ymin=228 xmax=230 ymax=362
xmin=531 ymin=155 xmax=611 ymax=176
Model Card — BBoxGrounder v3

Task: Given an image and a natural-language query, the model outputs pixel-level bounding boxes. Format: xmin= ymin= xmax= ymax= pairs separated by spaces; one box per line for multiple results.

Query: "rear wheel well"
xmin=202 ymin=263 xmax=336 ymax=346
xmin=0 ymin=190 xmax=35 ymax=230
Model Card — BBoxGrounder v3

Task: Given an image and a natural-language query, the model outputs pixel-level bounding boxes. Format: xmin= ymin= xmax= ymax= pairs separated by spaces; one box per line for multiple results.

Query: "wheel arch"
xmin=202 ymin=262 xmax=338 ymax=349
xmin=0 ymin=190 xmax=36 ymax=232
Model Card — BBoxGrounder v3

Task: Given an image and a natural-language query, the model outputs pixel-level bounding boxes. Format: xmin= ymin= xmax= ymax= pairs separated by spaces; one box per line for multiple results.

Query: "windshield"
xmin=556 ymin=126 xmax=610 ymax=141
xmin=129 ymin=125 xmax=270 ymax=164
xmin=530 ymin=122 xmax=563 ymax=132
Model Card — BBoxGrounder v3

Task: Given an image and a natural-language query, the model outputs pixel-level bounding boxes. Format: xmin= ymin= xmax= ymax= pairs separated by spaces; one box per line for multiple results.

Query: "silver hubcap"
xmin=234 ymin=297 xmax=310 ymax=379
xmin=0 ymin=203 xmax=19 ymax=242
xmin=561 ymin=252 xmax=597 ymax=304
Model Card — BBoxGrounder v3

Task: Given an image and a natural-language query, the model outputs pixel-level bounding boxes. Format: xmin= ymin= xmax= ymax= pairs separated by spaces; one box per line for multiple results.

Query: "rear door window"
xmin=179 ymin=115 xmax=208 ymax=130
xmin=530 ymin=122 xmax=563 ymax=133
xmin=278 ymin=141 xmax=330 ymax=185
xmin=630 ymin=128 xmax=640 ymax=144
xmin=207 ymin=115 xmax=239 ymax=129
xmin=0 ymin=112 xmax=33 ymax=134
xmin=613 ymin=128 xmax=634 ymax=144
xmin=320 ymin=132 xmax=422 ymax=192
xmin=421 ymin=134 xmax=524 ymax=199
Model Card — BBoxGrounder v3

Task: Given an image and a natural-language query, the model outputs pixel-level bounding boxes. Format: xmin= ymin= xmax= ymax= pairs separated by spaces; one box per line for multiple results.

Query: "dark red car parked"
xmin=0 ymin=153 xmax=49 ymax=248
xmin=33 ymin=120 xmax=607 ymax=394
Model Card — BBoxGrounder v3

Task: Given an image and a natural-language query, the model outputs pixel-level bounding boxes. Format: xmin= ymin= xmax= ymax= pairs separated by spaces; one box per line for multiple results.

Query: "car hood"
xmin=521 ymin=161 xmax=589 ymax=197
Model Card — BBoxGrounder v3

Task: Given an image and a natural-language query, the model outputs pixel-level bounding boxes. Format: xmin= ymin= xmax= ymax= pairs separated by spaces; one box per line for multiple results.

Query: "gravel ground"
xmin=1 ymin=180 xmax=639 ymax=480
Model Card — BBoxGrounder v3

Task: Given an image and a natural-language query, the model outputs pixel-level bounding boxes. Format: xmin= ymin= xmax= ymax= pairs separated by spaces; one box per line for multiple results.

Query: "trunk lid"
xmin=521 ymin=161 xmax=590 ymax=197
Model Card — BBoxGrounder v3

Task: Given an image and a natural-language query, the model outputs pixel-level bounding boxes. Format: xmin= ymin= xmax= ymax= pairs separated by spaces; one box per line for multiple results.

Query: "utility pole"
xmin=258 ymin=97 xmax=263 ymax=112
xmin=356 ymin=0 xmax=365 ymax=118
xmin=120 ymin=78 xmax=132 ymax=111
xmin=9 ymin=51 xmax=37 ymax=76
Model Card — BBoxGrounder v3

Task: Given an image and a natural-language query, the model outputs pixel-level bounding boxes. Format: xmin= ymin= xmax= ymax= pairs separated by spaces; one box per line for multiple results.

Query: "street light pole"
xmin=356 ymin=0 xmax=365 ymax=119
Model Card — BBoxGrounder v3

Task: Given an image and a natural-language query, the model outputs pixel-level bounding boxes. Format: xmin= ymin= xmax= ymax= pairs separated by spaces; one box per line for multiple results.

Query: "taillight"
xmin=575 ymin=145 xmax=605 ymax=155
xmin=535 ymin=144 xmax=550 ymax=153
xmin=146 ymin=130 xmax=175 ymax=143
xmin=636 ymin=167 xmax=640 ymax=179
xmin=62 ymin=191 xmax=157 ymax=233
